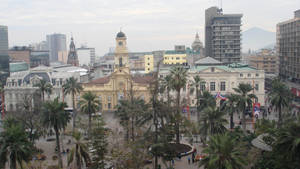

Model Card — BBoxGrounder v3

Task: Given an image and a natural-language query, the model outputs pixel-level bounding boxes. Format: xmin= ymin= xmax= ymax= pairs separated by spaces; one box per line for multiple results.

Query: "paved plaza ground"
xmin=29 ymin=104 xmax=280 ymax=169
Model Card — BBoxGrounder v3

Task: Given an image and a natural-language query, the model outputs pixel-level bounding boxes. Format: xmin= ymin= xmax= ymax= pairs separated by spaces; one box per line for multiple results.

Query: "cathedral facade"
xmin=82 ymin=31 xmax=153 ymax=111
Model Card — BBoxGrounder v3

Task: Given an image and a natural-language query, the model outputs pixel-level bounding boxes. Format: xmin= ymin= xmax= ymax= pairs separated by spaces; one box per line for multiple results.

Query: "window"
xmin=148 ymin=63 xmax=150 ymax=65
xmin=176 ymin=57 xmax=180 ymax=60
xmin=211 ymin=67 xmax=215 ymax=72
xmin=107 ymin=96 xmax=111 ymax=102
xmin=52 ymin=79 xmax=56 ymax=85
xmin=240 ymin=73 xmax=243 ymax=77
xmin=256 ymin=73 xmax=259 ymax=77
xmin=220 ymin=82 xmax=226 ymax=91
xmin=18 ymin=79 xmax=22 ymax=86
xmin=200 ymin=82 xmax=206 ymax=91
xmin=255 ymin=84 xmax=259 ymax=91
xmin=210 ymin=82 xmax=215 ymax=91
xmin=108 ymin=103 xmax=111 ymax=109
xmin=247 ymin=73 xmax=251 ymax=77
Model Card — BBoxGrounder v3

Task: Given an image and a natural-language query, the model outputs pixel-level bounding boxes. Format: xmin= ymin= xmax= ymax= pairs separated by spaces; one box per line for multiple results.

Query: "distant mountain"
xmin=242 ymin=27 xmax=276 ymax=52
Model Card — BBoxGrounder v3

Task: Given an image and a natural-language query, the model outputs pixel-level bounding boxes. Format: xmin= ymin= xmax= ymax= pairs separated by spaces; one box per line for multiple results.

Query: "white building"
xmin=77 ymin=47 xmax=95 ymax=66
xmin=159 ymin=57 xmax=265 ymax=107
xmin=4 ymin=65 xmax=88 ymax=112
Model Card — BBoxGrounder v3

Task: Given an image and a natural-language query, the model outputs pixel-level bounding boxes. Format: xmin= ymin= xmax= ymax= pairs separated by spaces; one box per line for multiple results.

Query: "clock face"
xmin=118 ymin=41 xmax=123 ymax=46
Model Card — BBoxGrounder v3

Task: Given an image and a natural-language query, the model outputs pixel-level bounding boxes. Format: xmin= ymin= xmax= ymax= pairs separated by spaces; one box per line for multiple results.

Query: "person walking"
xmin=188 ymin=157 xmax=191 ymax=164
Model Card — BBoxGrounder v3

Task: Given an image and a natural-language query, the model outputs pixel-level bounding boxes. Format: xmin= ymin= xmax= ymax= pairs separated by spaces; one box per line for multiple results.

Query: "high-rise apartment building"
xmin=205 ymin=7 xmax=242 ymax=63
xmin=277 ymin=10 xmax=300 ymax=81
xmin=0 ymin=25 xmax=10 ymax=84
xmin=46 ymin=33 xmax=66 ymax=62
xmin=248 ymin=49 xmax=279 ymax=75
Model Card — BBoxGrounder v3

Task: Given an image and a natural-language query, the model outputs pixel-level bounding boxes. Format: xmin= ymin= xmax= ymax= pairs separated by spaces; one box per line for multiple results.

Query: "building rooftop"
xmin=195 ymin=57 xmax=222 ymax=65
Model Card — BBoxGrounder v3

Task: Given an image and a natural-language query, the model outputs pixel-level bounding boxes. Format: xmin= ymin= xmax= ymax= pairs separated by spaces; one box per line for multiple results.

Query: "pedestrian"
xmin=192 ymin=157 xmax=195 ymax=163
xmin=188 ymin=157 xmax=191 ymax=164
xmin=171 ymin=159 xmax=174 ymax=166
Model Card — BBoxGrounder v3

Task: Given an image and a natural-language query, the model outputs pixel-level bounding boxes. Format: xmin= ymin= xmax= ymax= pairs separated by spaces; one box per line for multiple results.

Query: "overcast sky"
xmin=1 ymin=0 xmax=299 ymax=56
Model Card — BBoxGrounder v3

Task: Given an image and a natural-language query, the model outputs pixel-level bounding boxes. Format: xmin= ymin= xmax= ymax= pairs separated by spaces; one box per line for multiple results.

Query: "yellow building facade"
xmin=144 ymin=54 xmax=154 ymax=73
xmin=82 ymin=31 xmax=153 ymax=111
xmin=163 ymin=53 xmax=187 ymax=65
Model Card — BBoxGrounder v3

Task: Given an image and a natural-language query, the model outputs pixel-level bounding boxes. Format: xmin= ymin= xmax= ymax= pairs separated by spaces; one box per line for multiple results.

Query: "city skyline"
xmin=1 ymin=0 xmax=299 ymax=56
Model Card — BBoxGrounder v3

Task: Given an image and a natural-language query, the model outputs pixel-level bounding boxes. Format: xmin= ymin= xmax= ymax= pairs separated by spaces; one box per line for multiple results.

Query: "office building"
xmin=0 ymin=25 xmax=10 ymax=84
xmin=277 ymin=10 xmax=300 ymax=81
xmin=9 ymin=46 xmax=50 ymax=68
xmin=205 ymin=7 xmax=242 ymax=63
xmin=77 ymin=46 xmax=96 ymax=66
xmin=46 ymin=33 xmax=67 ymax=62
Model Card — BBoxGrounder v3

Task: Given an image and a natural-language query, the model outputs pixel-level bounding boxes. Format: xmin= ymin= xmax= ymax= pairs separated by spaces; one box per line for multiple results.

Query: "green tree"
xmin=275 ymin=122 xmax=300 ymax=166
xmin=67 ymin=131 xmax=91 ymax=169
xmin=198 ymin=90 xmax=216 ymax=110
xmin=0 ymin=118 xmax=33 ymax=169
xmin=269 ymin=78 xmax=293 ymax=127
xmin=89 ymin=119 xmax=108 ymax=169
xmin=42 ymin=98 xmax=71 ymax=168
xmin=233 ymin=83 xmax=257 ymax=132
xmin=63 ymin=77 xmax=83 ymax=132
xmin=200 ymin=133 xmax=247 ymax=169
xmin=80 ymin=91 xmax=100 ymax=136
xmin=222 ymin=94 xmax=239 ymax=130
xmin=200 ymin=106 xmax=227 ymax=136
xmin=115 ymin=98 xmax=149 ymax=142
xmin=34 ymin=79 xmax=52 ymax=102
xmin=190 ymin=75 xmax=204 ymax=122
xmin=169 ymin=66 xmax=188 ymax=144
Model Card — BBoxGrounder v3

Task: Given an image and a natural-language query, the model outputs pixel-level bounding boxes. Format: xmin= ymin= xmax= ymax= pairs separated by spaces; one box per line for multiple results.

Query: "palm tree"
xmin=222 ymin=94 xmax=239 ymax=130
xmin=68 ymin=131 xmax=91 ymax=169
xmin=200 ymin=106 xmax=227 ymax=136
xmin=275 ymin=122 xmax=300 ymax=165
xmin=190 ymin=75 xmax=204 ymax=122
xmin=35 ymin=79 xmax=53 ymax=102
xmin=169 ymin=66 xmax=188 ymax=144
xmin=233 ymin=83 xmax=257 ymax=132
xmin=269 ymin=78 xmax=292 ymax=127
xmin=160 ymin=74 xmax=173 ymax=109
xmin=42 ymin=98 xmax=71 ymax=168
xmin=63 ymin=77 xmax=83 ymax=132
xmin=80 ymin=91 xmax=100 ymax=136
xmin=115 ymin=98 xmax=150 ymax=142
xmin=0 ymin=118 xmax=33 ymax=169
xmin=200 ymin=133 xmax=247 ymax=169
xmin=198 ymin=90 xmax=216 ymax=111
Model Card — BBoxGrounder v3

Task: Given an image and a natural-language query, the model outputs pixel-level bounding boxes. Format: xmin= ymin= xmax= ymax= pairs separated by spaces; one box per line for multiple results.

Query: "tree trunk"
xmin=42 ymin=91 xmax=44 ymax=102
xmin=55 ymin=127 xmax=63 ymax=168
xmin=76 ymin=145 xmax=82 ymax=169
xmin=131 ymin=115 xmax=135 ymax=142
xmin=72 ymin=92 xmax=76 ymax=133
xmin=278 ymin=106 xmax=282 ymax=128
xmin=230 ymin=112 xmax=234 ymax=130
xmin=88 ymin=102 xmax=91 ymax=137
xmin=242 ymin=106 xmax=246 ymax=132
xmin=176 ymin=89 xmax=180 ymax=144
xmin=10 ymin=156 xmax=16 ymax=169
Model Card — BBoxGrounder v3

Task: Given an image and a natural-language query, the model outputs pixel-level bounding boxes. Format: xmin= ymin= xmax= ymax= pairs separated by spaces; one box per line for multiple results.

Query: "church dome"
xmin=116 ymin=31 xmax=126 ymax=38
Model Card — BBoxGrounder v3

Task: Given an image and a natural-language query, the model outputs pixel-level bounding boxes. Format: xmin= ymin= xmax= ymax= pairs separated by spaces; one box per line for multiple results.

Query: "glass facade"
xmin=0 ymin=26 xmax=9 ymax=86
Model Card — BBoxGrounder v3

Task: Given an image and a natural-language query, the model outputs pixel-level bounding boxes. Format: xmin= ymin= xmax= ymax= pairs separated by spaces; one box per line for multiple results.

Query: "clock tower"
xmin=114 ymin=31 xmax=129 ymax=68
